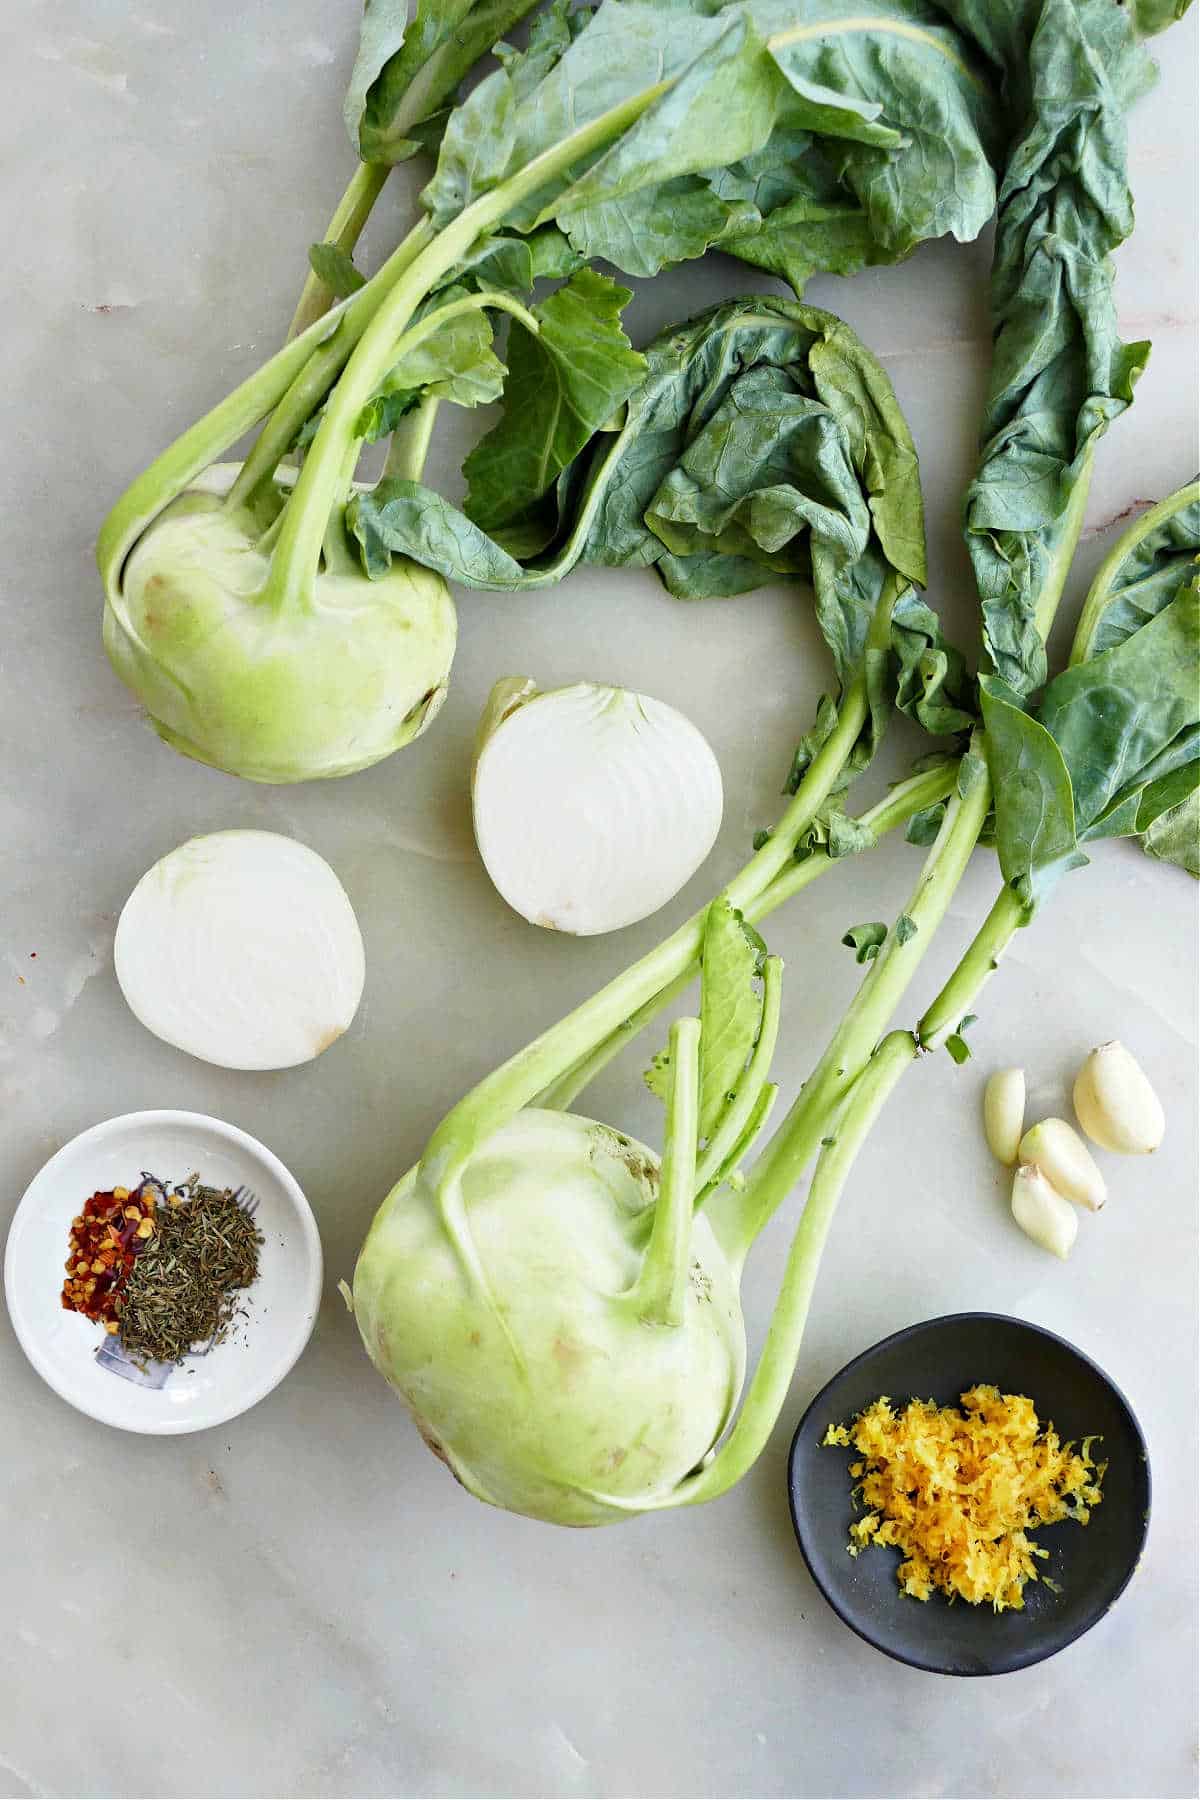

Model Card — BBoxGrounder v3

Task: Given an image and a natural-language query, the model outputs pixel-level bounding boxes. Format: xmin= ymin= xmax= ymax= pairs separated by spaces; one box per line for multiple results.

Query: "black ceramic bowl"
xmin=787 ymin=1313 xmax=1150 ymax=1677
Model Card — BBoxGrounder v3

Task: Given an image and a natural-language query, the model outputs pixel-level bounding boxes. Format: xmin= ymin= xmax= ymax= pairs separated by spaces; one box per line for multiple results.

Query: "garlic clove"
xmin=1018 ymin=1118 xmax=1106 ymax=1212
xmin=1011 ymin=1165 xmax=1079 ymax=1260
xmin=983 ymin=1068 xmax=1026 ymax=1164
xmin=1073 ymin=1040 xmax=1165 ymax=1155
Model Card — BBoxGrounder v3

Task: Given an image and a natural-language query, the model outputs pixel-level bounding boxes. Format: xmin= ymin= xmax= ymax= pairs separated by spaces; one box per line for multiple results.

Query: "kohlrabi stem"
xmin=263 ymin=84 xmax=670 ymax=615
xmin=510 ymin=763 xmax=957 ymax=1117
xmin=97 ymin=219 xmax=438 ymax=594
xmin=699 ymin=1083 xmax=778 ymax=1209
xmin=916 ymin=882 xmax=1029 ymax=1049
xmin=718 ymin=462 xmax=1102 ymax=1257
xmin=422 ymin=652 xmax=890 ymax=1197
xmin=1068 ymin=476 xmax=1200 ymax=666
xmin=723 ymin=744 xmax=993 ymax=1261
xmin=385 ymin=395 xmax=441 ymax=483
xmin=724 ymin=584 xmax=898 ymax=909
xmin=288 ymin=162 xmax=391 ymax=342
xmin=627 ymin=1018 xmax=701 ymax=1329
xmin=224 ymin=218 xmax=436 ymax=514
xmin=694 ymin=956 xmax=783 ymax=1195
xmin=322 ymin=442 xmax=364 ymax=573
xmin=673 ymin=1031 xmax=917 ymax=1507
xmin=533 ymin=965 xmax=699 ymax=1112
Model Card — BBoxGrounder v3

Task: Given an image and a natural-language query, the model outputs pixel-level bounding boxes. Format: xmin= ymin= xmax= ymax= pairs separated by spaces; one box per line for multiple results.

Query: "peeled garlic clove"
xmin=472 ymin=678 xmax=723 ymax=936
xmin=1073 ymin=1040 xmax=1165 ymax=1154
xmin=1018 ymin=1117 xmax=1106 ymax=1212
xmin=1011 ymin=1165 xmax=1078 ymax=1260
xmin=983 ymin=1068 xmax=1025 ymax=1164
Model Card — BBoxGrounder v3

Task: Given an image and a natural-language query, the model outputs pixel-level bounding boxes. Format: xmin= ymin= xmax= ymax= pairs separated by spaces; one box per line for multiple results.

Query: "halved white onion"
xmin=115 ymin=830 xmax=365 ymax=1069
xmin=472 ymin=678 xmax=723 ymax=936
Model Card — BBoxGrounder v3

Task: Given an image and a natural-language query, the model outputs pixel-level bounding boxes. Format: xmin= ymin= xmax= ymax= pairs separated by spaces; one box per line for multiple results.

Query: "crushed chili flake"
xmin=60 ymin=1180 xmax=159 ymax=1328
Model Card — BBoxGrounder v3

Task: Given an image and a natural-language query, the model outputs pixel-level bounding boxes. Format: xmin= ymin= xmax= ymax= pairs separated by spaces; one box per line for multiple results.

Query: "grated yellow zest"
xmin=822 ymin=1385 xmax=1105 ymax=1612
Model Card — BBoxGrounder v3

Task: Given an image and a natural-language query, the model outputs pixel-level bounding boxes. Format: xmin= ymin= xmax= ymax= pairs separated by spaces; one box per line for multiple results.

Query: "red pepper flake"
xmin=60 ymin=1181 xmax=158 ymax=1327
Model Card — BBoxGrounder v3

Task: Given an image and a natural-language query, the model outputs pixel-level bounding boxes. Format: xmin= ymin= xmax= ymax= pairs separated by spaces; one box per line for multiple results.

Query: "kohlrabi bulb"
xmin=104 ymin=491 xmax=456 ymax=783
xmin=352 ymin=1108 xmax=746 ymax=1526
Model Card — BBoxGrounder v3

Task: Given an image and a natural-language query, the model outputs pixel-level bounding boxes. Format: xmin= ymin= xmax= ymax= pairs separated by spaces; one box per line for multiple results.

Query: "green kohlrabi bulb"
xmin=104 ymin=490 xmax=456 ymax=783
xmin=352 ymin=1108 xmax=746 ymax=1526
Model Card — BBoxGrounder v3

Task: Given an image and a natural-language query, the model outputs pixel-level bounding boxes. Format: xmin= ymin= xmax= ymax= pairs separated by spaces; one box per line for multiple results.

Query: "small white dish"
xmin=5 ymin=1110 xmax=322 ymax=1435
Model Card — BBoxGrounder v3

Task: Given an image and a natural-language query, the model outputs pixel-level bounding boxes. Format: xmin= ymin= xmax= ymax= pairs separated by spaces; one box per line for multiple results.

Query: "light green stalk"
xmin=385 ymin=395 xmax=441 ymax=484
xmin=532 ymin=758 xmax=958 ymax=1114
xmin=626 ymin=1018 xmax=701 ymax=1328
xmin=721 ymin=753 xmax=992 ymax=1260
xmin=260 ymin=85 xmax=671 ymax=614
xmin=605 ymin=1029 xmax=917 ymax=1513
xmin=288 ymin=163 xmax=392 ymax=342
xmin=97 ymin=218 xmax=435 ymax=593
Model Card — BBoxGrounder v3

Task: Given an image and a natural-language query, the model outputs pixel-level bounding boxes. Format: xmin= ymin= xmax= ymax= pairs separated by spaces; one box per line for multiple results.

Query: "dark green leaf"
xmin=1141 ymin=789 xmax=1200 ymax=876
xmin=827 ymin=811 xmax=876 ymax=859
xmin=842 ymin=922 xmax=887 ymax=964
xmin=1072 ymin=480 xmax=1200 ymax=661
xmin=945 ymin=1034 xmax=972 ymax=1066
xmin=344 ymin=0 xmax=411 ymax=155
xmin=354 ymin=0 xmax=545 ymax=165
xmin=957 ymin=750 xmax=988 ymax=799
xmin=348 ymin=480 xmax=583 ymax=587
xmin=947 ymin=0 xmax=1159 ymax=693
xmin=905 ymin=802 xmax=946 ymax=847
xmin=307 ymin=242 xmax=366 ymax=299
xmin=463 ymin=268 xmax=646 ymax=535
xmin=895 ymin=914 xmax=918 ymax=945
xmin=1038 ymin=587 xmax=1200 ymax=839
xmin=979 ymin=675 xmax=1085 ymax=907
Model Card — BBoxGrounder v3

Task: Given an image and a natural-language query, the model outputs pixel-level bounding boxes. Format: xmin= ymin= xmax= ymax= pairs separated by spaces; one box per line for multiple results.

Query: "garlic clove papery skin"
xmin=1011 ymin=1165 xmax=1079 ymax=1260
xmin=983 ymin=1068 xmax=1026 ymax=1165
xmin=472 ymin=680 xmax=723 ymax=936
xmin=114 ymin=829 xmax=365 ymax=1070
xmin=1018 ymin=1118 xmax=1107 ymax=1212
xmin=1073 ymin=1040 xmax=1165 ymax=1154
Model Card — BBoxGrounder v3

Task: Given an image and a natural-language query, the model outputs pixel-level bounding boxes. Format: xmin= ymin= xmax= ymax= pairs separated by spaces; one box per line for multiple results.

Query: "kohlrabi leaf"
xmin=1037 ymin=587 xmax=1200 ymax=843
xmin=1071 ymin=479 xmax=1200 ymax=661
xmin=979 ymin=675 xmax=1084 ymax=907
xmin=453 ymin=225 xmax=583 ymax=297
xmin=643 ymin=1045 xmax=673 ymax=1103
xmin=1122 ymin=0 xmax=1195 ymax=35
xmin=842 ymin=922 xmax=887 ymax=964
xmin=905 ymin=802 xmax=947 ymax=847
xmin=389 ymin=292 xmax=507 ymax=406
xmin=347 ymin=480 xmax=593 ymax=587
xmin=948 ymin=0 xmax=1158 ymax=694
xmin=1140 ymin=788 xmax=1200 ymax=876
xmin=747 ymin=0 xmax=1000 ymax=259
xmin=308 ymin=242 xmax=367 ymax=298
xmin=350 ymin=0 xmax=545 ymax=166
xmin=344 ymin=0 xmax=412 ymax=156
xmin=697 ymin=899 xmax=765 ymax=1143
xmin=417 ymin=2 xmax=868 ymax=256
xmin=462 ymin=268 xmax=646 ymax=537
xmin=826 ymin=812 xmax=876 ymax=859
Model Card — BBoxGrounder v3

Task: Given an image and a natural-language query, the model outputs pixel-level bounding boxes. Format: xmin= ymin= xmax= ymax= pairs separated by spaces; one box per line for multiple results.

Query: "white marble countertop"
xmin=2 ymin=5 xmax=1197 ymax=1796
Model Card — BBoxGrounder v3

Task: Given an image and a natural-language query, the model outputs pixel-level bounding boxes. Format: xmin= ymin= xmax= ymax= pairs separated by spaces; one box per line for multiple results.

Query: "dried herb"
xmin=116 ymin=1175 xmax=263 ymax=1365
